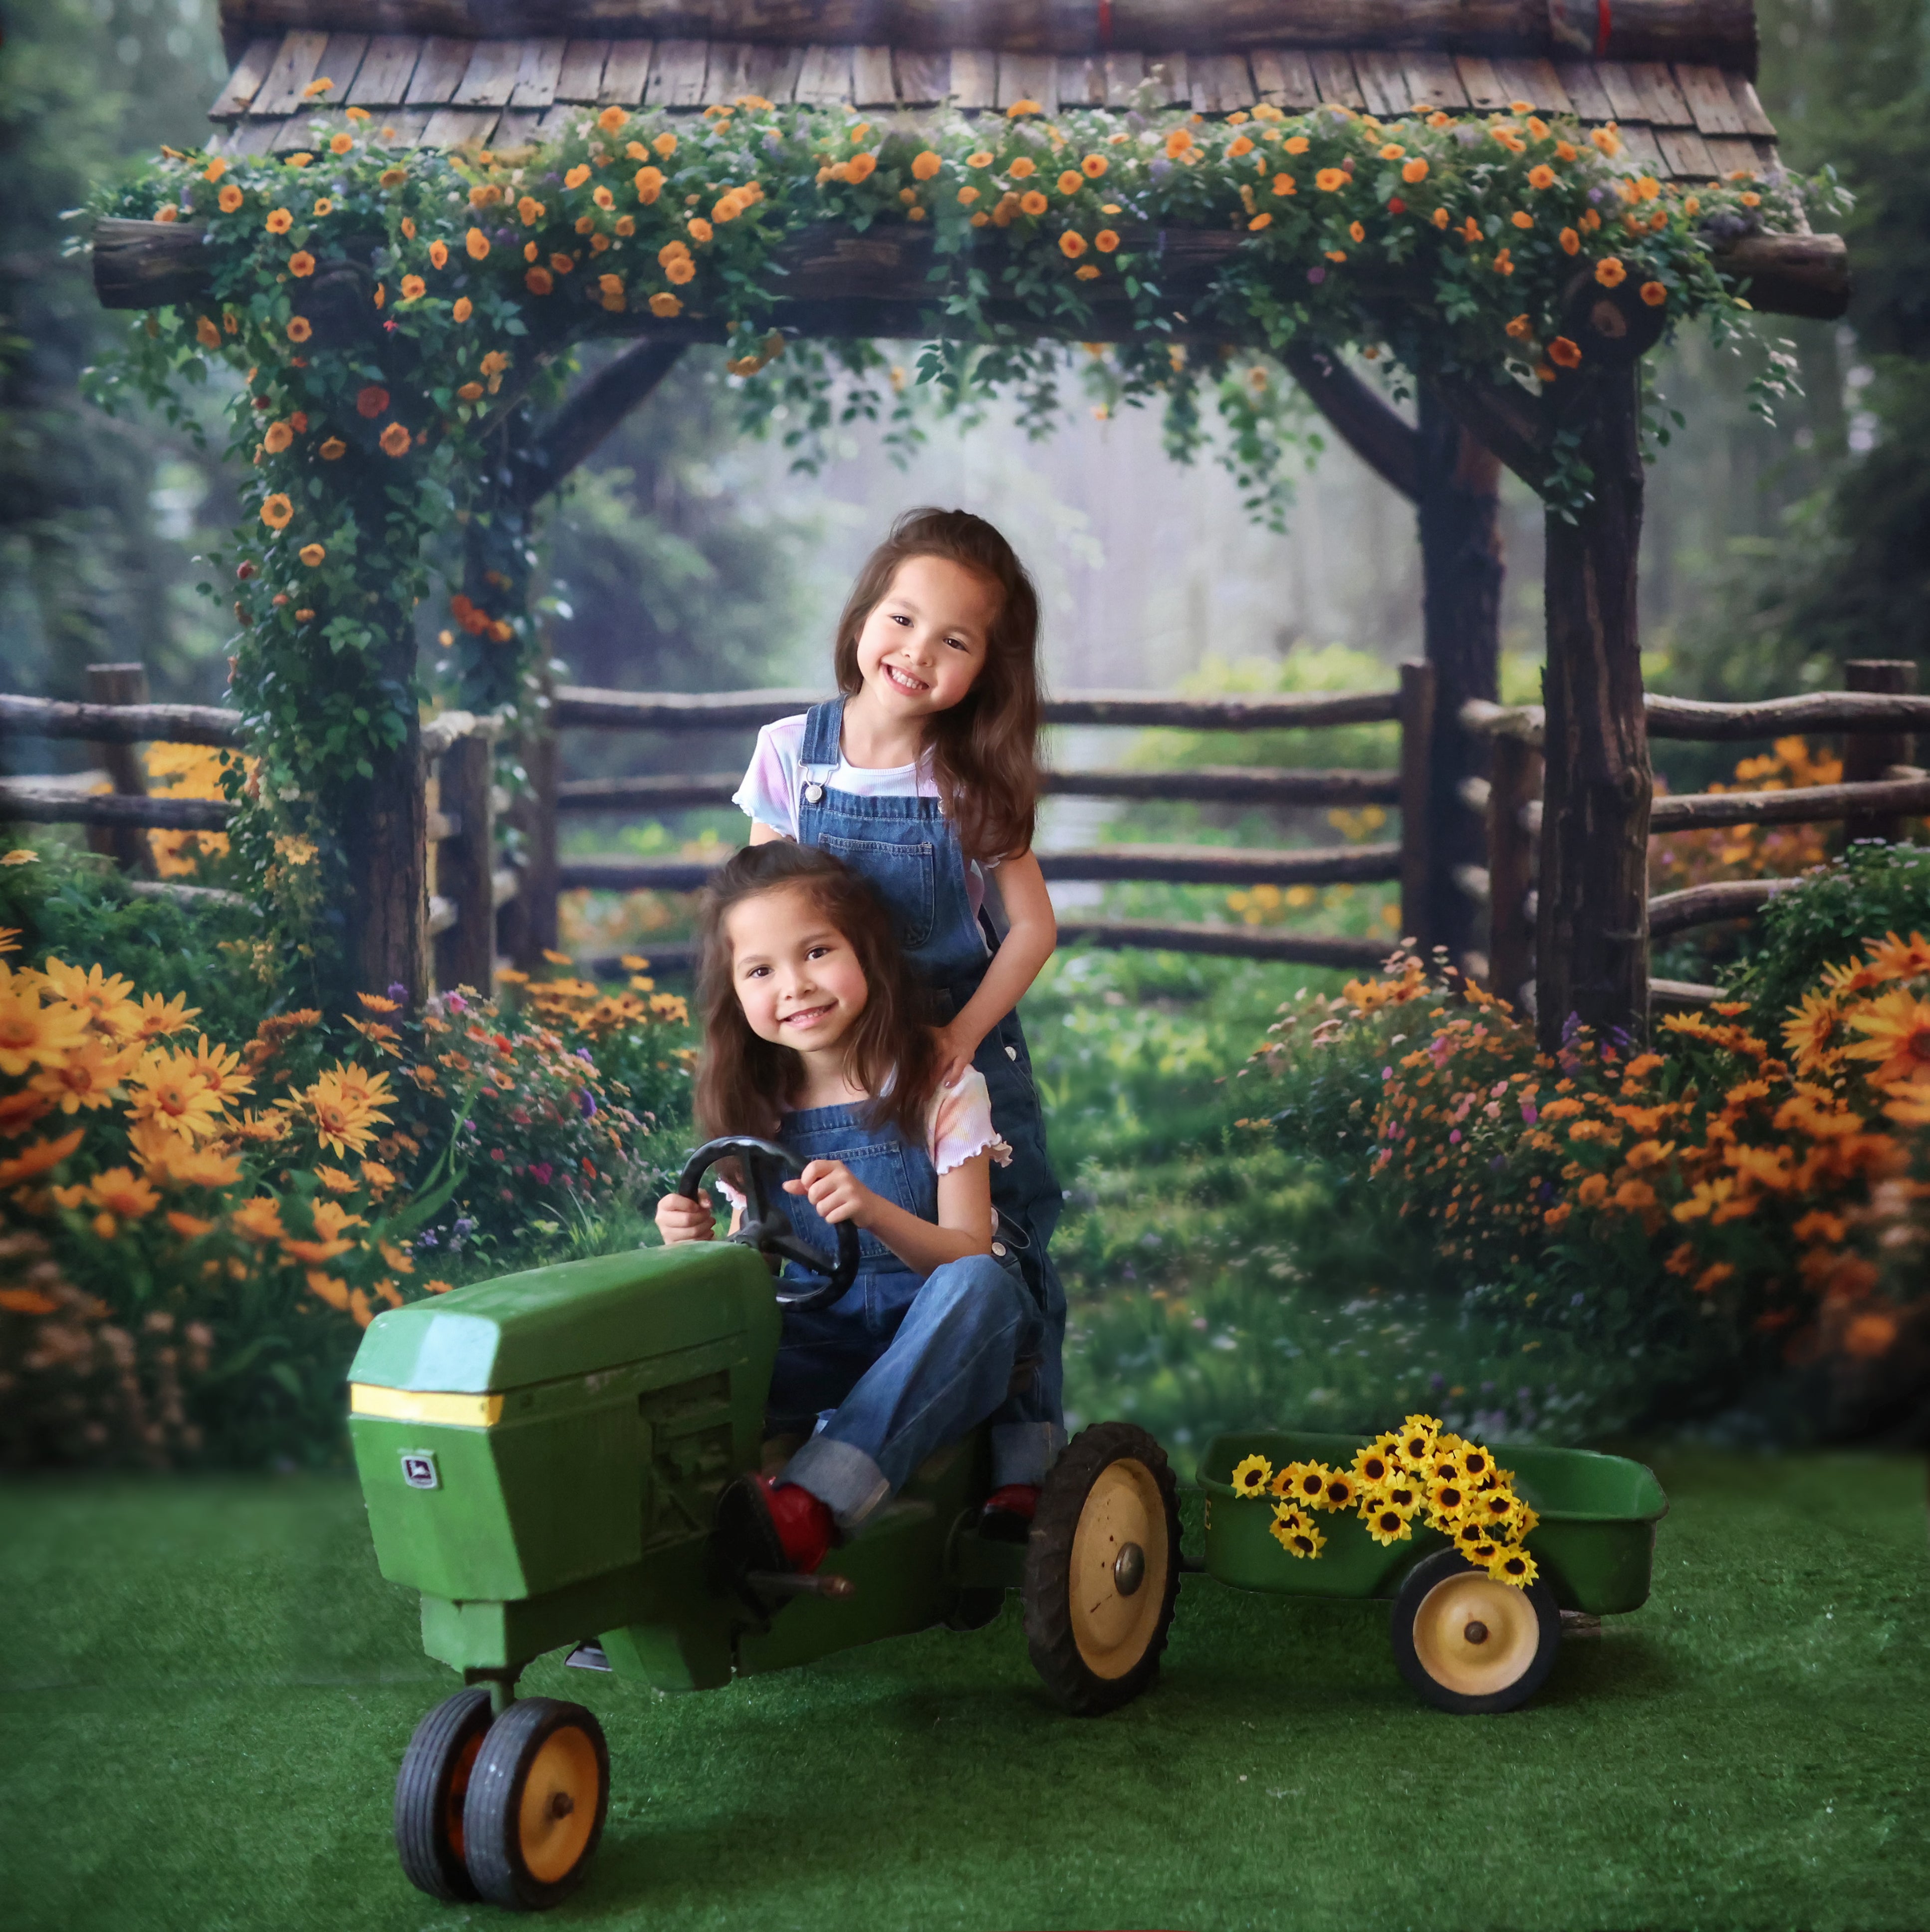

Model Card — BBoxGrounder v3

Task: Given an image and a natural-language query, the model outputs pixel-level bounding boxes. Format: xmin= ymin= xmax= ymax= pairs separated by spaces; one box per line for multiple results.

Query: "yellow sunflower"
xmin=1397 ymin=1413 xmax=1441 ymax=1462
xmin=1363 ymin=1502 xmax=1415 ymax=1547
xmin=1229 ymin=1453 xmax=1273 ymax=1498
xmin=1486 ymin=1546 xmax=1539 ymax=1588
xmin=1782 ymin=989 xmax=1845 ymax=1072
xmin=1845 ymin=989 xmax=1930 ymax=1086
xmin=38 ymin=959 xmax=140 ymax=1036
xmin=1352 ymin=1444 xmax=1396 ymax=1490
xmin=1319 ymin=1470 xmax=1359 ymax=1513
xmin=1269 ymin=1505 xmax=1326 ymax=1560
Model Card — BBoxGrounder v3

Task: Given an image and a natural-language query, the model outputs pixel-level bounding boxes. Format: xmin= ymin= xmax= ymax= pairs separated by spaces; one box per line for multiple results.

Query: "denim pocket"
xmin=820 ymin=835 xmax=937 ymax=950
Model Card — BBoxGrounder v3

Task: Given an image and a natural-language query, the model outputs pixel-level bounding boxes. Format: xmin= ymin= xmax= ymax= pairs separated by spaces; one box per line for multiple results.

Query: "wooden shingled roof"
xmin=207 ymin=4 xmax=1782 ymax=183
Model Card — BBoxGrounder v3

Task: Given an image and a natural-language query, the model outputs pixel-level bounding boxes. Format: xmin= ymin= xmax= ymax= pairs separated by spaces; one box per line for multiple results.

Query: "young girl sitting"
xmin=733 ymin=507 xmax=1063 ymax=1527
xmin=655 ymin=841 xmax=1047 ymax=1579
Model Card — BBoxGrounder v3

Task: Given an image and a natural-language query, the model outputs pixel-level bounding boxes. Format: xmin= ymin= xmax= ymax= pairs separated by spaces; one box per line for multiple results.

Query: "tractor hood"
xmin=348 ymin=1241 xmax=776 ymax=1394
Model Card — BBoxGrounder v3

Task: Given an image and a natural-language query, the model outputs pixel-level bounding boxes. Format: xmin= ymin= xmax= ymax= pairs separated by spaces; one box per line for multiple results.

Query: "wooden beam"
xmin=558 ymin=842 xmax=1401 ymax=893
xmin=0 ymin=693 xmax=243 ymax=746
xmin=550 ymin=684 xmax=1402 ymax=731
xmin=1053 ymin=920 xmax=1391 ymax=966
xmin=519 ymin=341 xmax=688 ymax=504
xmin=0 ymin=792 xmax=235 ymax=832
xmin=1397 ymin=660 xmax=1436 ymax=948
xmin=91 ymin=219 xmax=1849 ymax=327
xmin=1281 ymin=343 xmax=1420 ymax=502
xmin=206 ymin=5 xmax=1763 ymax=66
xmin=1647 ymin=877 xmax=1797 ymax=937
xmin=1485 ymin=733 xmax=1540 ymax=1004
xmin=83 ymin=665 xmax=156 ymax=876
xmin=1649 ymin=775 xmax=1930 ymax=833
xmin=555 ymin=765 xmax=1404 ymax=810
xmin=1468 ymin=690 xmax=1930 ymax=746
xmin=1535 ymin=363 xmax=1651 ymax=1047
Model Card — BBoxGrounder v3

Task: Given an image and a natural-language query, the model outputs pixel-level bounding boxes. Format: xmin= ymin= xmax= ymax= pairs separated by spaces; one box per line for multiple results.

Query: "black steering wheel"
xmin=676 ymin=1136 xmax=859 ymax=1313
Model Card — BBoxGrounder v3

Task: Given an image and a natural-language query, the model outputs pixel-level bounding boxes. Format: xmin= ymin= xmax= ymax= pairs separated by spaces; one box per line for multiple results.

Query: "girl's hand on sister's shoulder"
xmin=785 ymin=1159 xmax=877 ymax=1228
xmin=931 ymin=1021 xmax=979 ymax=1091
xmin=654 ymin=1191 xmax=715 ymax=1245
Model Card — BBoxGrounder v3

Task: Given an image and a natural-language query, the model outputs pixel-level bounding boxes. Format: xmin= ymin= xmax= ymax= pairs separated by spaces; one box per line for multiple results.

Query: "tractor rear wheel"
xmin=1023 ymin=1422 xmax=1181 ymax=1715
xmin=394 ymin=1688 xmax=494 ymax=1901
xmin=1391 ymin=1550 xmax=1561 ymax=1713
xmin=461 ymin=1696 xmax=610 ymax=1911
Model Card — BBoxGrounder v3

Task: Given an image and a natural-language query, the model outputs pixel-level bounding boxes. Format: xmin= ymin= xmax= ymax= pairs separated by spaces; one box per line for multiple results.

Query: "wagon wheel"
xmin=394 ymin=1687 xmax=495 ymax=1901
xmin=1391 ymin=1549 xmax=1562 ymax=1714
xmin=461 ymin=1697 xmax=610 ymax=1911
xmin=1023 ymin=1422 xmax=1181 ymax=1715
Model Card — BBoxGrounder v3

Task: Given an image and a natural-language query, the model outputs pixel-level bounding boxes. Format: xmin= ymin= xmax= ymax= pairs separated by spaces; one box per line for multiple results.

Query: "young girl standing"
xmin=733 ymin=508 xmax=1064 ymax=1522
xmin=656 ymin=842 xmax=1045 ymax=1576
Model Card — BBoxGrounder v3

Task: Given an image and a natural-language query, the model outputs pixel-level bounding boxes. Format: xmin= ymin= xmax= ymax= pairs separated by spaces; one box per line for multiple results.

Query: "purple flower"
xmin=578 ymin=1090 xmax=598 ymax=1118
xmin=1588 ymin=185 xmax=1606 ymax=203
xmin=1490 ymin=1155 xmax=1505 ymax=1172
xmin=453 ymin=1217 xmax=475 ymax=1237
xmin=447 ymin=992 xmax=468 ymax=1013
xmin=1307 ymin=265 xmax=1327 ymax=284
xmin=416 ymin=1229 xmax=439 ymax=1248
xmin=1382 ymin=1065 xmax=1394 ymax=1080
xmin=574 ymin=1046 xmax=593 ymax=1063
xmin=1448 ymin=1128 xmax=1461 ymax=1144
xmin=1520 ymin=1102 xmax=1538 ymax=1124
xmin=387 ymin=982 xmax=409 ymax=1006
xmin=1149 ymin=157 xmax=1172 ymax=183
xmin=1430 ymin=1372 xmax=1446 ymax=1393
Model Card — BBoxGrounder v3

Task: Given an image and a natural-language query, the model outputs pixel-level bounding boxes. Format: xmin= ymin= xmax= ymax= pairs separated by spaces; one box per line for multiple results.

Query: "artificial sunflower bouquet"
xmin=1228 ymin=1413 xmax=1540 ymax=1588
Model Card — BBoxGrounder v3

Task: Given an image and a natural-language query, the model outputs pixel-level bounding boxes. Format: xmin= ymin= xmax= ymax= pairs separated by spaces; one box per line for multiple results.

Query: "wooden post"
xmin=1417 ymin=387 xmax=1503 ymax=970
xmin=342 ymin=634 xmax=428 ymax=1004
xmin=1398 ymin=660 xmax=1436 ymax=952
xmin=434 ymin=730 xmax=496 ymax=994
xmin=1487 ymin=733 xmax=1541 ymax=1011
xmin=512 ymin=683 xmax=561 ymax=969
xmin=1842 ymin=660 xmax=1918 ymax=846
xmin=1535 ymin=365 xmax=1652 ymax=1051
xmin=83 ymin=664 xmax=155 ymax=877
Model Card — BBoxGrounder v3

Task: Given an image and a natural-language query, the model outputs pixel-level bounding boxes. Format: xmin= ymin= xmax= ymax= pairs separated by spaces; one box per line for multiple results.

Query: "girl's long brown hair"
xmin=832 ymin=506 xmax=1041 ymax=864
xmin=695 ymin=841 xmax=940 ymax=1145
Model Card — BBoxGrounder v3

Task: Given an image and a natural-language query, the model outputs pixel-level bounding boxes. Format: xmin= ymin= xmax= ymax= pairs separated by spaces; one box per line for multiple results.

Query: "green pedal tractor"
xmin=349 ymin=1139 xmax=1183 ymax=1911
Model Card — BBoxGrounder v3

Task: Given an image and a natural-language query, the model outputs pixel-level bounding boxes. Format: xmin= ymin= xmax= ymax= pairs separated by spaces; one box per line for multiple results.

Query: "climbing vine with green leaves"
xmin=89 ymin=84 xmax=1819 ymax=966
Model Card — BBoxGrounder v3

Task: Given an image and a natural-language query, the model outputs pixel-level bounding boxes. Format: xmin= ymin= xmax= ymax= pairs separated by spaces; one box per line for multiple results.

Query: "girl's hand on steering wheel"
xmin=654 ymin=1190 xmax=715 ymax=1245
xmin=785 ymin=1159 xmax=877 ymax=1228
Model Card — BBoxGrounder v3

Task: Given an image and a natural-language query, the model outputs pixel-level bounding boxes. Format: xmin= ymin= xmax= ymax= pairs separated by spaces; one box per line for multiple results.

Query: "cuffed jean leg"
xmin=781 ymin=1253 xmax=1040 ymax=1529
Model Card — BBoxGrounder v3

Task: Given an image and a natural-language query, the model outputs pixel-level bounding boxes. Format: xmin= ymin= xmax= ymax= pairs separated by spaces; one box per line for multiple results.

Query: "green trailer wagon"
xmin=1197 ymin=1430 xmax=1670 ymax=1713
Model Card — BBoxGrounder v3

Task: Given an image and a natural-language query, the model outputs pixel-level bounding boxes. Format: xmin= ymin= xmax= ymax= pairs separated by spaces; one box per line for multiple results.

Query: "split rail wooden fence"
xmin=5 ymin=658 xmax=1929 ymax=1012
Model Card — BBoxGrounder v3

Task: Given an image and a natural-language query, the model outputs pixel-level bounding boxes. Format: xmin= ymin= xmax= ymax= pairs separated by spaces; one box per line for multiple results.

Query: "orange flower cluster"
xmin=1246 ymin=930 xmax=1930 ymax=1374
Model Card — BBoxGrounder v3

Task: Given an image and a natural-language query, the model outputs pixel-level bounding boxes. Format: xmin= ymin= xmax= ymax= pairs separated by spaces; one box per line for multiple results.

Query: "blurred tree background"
xmin=4 ymin=0 xmax=1929 ymax=743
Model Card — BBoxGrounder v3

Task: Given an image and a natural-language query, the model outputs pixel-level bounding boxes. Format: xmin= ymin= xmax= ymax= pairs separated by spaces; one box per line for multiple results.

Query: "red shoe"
xmin=980 ymin=1483 xmax=1040 ymax=1542
xmin=710 ymin=1472 xmax=835 ymax=1616
xmin=760 ymin=1474 xmax=835 ymax=1574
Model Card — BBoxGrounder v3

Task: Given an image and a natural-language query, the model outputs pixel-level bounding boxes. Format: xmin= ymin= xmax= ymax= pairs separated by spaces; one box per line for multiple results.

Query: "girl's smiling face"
xmin=851 ymin=553 xmax=1000 ymax=725
xmin=726 ymin=883 xmax=870 ymax=1058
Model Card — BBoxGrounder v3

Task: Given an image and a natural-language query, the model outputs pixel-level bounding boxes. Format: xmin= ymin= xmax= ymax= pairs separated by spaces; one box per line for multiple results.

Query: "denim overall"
xmin=769 ymin=1100 xmax=1047 ymax=1527
xmin=792 ymin=698 xmax=1067 ymax=1442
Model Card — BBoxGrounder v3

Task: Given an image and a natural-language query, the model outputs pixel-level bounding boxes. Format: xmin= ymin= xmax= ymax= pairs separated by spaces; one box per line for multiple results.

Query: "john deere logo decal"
xmin=400 ymin=1451 xmax=440 ymax=1491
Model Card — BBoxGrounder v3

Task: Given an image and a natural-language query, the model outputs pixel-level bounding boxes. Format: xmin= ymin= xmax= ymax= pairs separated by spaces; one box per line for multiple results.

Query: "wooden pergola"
xmin=96 ymin=0 xmax=1849 ymax=1047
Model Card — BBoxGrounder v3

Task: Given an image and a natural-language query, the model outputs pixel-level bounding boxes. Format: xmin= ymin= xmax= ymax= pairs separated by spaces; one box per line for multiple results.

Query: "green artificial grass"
xmin=3 ymin=1453 xmax=1926 ymax=1932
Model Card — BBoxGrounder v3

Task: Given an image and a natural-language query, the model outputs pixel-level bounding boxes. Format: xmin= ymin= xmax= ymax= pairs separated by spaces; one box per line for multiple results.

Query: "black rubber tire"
xmin=462 ymin=1697 xmax=611 ymax=1911
xmin=1023 ymin=1421 xmax=1182 ymax=1716
xmin=394 ymin=1688 xmax=494 ymax=1902
xmin=1390 ymin=1549 xmax=1562 ymax=1714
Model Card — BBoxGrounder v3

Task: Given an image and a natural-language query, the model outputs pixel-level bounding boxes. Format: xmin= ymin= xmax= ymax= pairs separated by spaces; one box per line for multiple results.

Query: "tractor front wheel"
xmin=394 ymin=1688 xmax=494 ymax=1901
xmin=1023 ymin=1421 xmax=1181 ymax=1715
xmin=1391 ymin=1550 xmax=1561 ymax=1713
xmin=461 ymin=1696 xmax=610 ymax=1911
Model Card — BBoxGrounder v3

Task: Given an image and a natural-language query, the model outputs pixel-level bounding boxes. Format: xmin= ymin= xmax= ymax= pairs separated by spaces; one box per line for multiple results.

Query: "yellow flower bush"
xmin=1232 ymin=1415 xmax=1540 ymax=1586
xmin=0 ymin=909 xmax=689 ymax=1466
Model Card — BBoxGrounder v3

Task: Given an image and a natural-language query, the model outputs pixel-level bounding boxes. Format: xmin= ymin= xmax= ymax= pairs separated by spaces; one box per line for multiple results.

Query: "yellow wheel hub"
xmin=1068 ymin=1458 xmax=1169 ymax=1680
xmin=516 ymin=1724 xmax=600 ymax=1886
xmin=1411 ymin=1571 xmax=1542 ymax=1697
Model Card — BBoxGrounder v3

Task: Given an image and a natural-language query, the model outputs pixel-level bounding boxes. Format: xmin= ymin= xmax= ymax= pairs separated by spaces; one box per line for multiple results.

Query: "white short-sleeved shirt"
xmin=733 ymin=713 xmax=997 ymax=924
